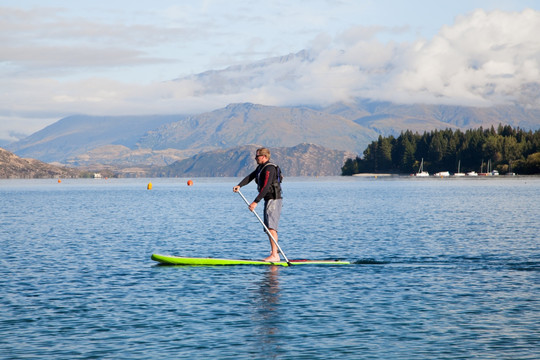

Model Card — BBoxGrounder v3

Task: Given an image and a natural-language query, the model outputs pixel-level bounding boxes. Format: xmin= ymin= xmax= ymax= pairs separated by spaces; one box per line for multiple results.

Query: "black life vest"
xmin=256 ymin=162 xmax=283 ymax=198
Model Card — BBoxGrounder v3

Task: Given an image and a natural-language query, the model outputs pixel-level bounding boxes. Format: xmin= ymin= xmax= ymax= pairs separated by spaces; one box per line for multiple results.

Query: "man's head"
xmin=255 ymin=147 xmax=270 ymax=164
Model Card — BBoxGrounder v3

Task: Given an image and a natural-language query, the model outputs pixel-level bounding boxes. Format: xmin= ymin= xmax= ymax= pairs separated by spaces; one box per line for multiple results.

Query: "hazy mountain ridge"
xmin=177 ymin=50 xmax=313 ymax=94
xmin=66 ymin=145 xmax=190 ymax=167
xmin=137 ymin=103 xmax=376 ymax=154
xmin=7 ymin=114 xmax=185 ymax=163
xmin=322 ymin=100 xmax=540 ymax=136
xmin=5 ymin=99 xmax=540 ymax=168
xmin=1 ymin=143 xmax=353 ymax=178
xmin=153 ymin=143 xmax=355 ymax=177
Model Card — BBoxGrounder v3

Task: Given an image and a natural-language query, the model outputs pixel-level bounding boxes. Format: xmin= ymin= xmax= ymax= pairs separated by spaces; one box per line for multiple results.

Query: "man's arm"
xmin=233 ymin=169 xmax=257 ymax=192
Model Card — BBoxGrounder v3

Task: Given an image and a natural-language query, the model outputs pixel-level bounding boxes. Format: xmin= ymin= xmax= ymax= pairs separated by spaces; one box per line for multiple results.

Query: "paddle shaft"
xmin=237 ymin=190 xmax=290 ymax=264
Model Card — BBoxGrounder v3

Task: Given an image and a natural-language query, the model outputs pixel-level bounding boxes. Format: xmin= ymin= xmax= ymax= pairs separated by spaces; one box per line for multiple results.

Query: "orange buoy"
xmin=187 ymin=180 xmax=193 ymax=186
xmin=58 ymin=179 xmax=61 ymax=183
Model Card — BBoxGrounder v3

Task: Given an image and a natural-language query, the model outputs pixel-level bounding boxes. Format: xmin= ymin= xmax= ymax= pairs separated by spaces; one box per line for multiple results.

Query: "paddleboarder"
xmin=233 ymin=148 xmax=283 ymax=262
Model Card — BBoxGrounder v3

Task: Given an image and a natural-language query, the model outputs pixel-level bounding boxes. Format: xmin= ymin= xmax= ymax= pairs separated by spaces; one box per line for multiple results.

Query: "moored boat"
xmin=415 ymin=158 xmax=429 ymax=177
xmin=454 ymin=160 xmax=465 ymax=177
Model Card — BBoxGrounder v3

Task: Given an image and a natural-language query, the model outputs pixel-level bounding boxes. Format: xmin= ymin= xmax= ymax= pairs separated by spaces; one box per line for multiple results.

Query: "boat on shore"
xmin=479 ymin=159 xmax=498 ymax=176
xmin=415 ymin=158 xmax=429 ymax=177
xmin=506 ymin=161 xmax=516 ymax=176
xmin=479 ymin=160 xmax=488 ymax=176
xmin=454 ymin=160 xmax=465 ymax=177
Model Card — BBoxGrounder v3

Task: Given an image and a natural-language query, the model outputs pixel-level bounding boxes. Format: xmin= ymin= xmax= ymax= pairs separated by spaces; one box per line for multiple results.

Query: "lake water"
xmin=1 ymin=176 xmax=538 ymax=359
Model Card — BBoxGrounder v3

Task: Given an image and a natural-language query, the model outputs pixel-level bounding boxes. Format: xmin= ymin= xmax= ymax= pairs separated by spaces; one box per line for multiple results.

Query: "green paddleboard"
xmin=151 ymin=254 xmax=350 ymax=266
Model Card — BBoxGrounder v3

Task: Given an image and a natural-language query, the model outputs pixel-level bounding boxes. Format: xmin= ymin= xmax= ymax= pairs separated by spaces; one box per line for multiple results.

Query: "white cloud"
xmin=1 ymin=6 xmax=540 ymax=141
xmin=384 ymin=9 xmax=540 ymax=106
xmin=146 ymin=9 xmax=540 ymax=109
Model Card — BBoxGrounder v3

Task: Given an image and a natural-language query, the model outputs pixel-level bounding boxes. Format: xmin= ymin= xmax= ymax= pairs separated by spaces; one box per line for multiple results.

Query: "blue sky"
xmin=1 ymin=0 xmax=540 ymax=142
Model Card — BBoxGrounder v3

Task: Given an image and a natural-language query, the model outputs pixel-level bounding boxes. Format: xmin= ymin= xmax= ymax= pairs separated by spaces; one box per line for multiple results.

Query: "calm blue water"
xmin=1 ymin=177 xmax=538 ymax=359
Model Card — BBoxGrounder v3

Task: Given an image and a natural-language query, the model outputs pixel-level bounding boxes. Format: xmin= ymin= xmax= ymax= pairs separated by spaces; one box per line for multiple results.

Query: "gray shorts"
xmin=263 ymin=198 xmax=282 ymax=231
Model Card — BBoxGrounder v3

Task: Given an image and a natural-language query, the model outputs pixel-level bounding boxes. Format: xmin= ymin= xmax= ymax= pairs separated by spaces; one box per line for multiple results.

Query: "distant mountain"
xmin=137 ymin=103 xmax=377 ymax=154
xmin=0 ymin=147 xmax=80 ymax=179
xmin=322 ymin=99 xmax=540 ymax=136
xmin=66 ymin=145 xmax=189 ymax=167
xmin=6 ymin=99 xmax=540 ymax=167
xmin=153 ymin=143 xmax=355 ymax=177
xmin=7 ymin=114 xmax=184 ymax=163
xmin=177 ymin=50 xmax=313 ymax=92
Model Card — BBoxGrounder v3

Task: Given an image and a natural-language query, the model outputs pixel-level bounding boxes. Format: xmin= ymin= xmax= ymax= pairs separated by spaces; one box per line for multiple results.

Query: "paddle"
xmin=237 ymin=189 xmax=291 ymax=265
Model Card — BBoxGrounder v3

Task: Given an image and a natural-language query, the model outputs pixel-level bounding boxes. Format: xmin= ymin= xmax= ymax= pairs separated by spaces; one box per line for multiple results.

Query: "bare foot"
xmin=263 ymin=255 xmax=280 ymax=262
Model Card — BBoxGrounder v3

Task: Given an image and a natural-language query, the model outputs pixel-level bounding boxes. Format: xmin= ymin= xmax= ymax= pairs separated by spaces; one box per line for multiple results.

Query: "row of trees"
xmin=342 ymin=125 xmax=540 ymax=175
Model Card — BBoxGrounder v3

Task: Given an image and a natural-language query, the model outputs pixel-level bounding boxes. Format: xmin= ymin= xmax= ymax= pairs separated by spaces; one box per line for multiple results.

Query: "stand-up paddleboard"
xmin=151 ymin=254 xmax=350 ymax=266
xmin=153 ymin=191 xmax=350 ymax=267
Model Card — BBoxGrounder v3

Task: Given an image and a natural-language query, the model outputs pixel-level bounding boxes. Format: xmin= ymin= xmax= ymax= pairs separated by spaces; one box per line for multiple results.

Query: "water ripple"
xmin=1 ymin=178 xmax=538 ymax=359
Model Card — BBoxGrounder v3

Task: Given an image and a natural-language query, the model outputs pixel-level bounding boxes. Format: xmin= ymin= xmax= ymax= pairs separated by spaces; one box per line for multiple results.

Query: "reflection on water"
xmin=252 ymin=266 xmax=282 ymax=358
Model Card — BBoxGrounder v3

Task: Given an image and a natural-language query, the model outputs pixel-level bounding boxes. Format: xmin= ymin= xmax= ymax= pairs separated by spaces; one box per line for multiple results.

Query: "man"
xmin=233 ymin=148 xmax=283 ymax=262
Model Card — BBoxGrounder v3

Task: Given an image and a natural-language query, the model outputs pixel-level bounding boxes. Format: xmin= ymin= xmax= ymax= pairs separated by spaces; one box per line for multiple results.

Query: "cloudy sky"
xmin=1 ymin=0 xmax=540 ymax=143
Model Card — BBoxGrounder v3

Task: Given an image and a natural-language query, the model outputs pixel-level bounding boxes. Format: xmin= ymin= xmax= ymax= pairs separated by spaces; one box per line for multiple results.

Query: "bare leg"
xmin=263 ymin=229 xmax=280 ymax=262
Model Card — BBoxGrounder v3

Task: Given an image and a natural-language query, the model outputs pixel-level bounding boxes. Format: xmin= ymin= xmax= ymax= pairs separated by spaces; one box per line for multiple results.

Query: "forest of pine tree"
xmin=342 ymin=125 xmax=540 ymax=175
